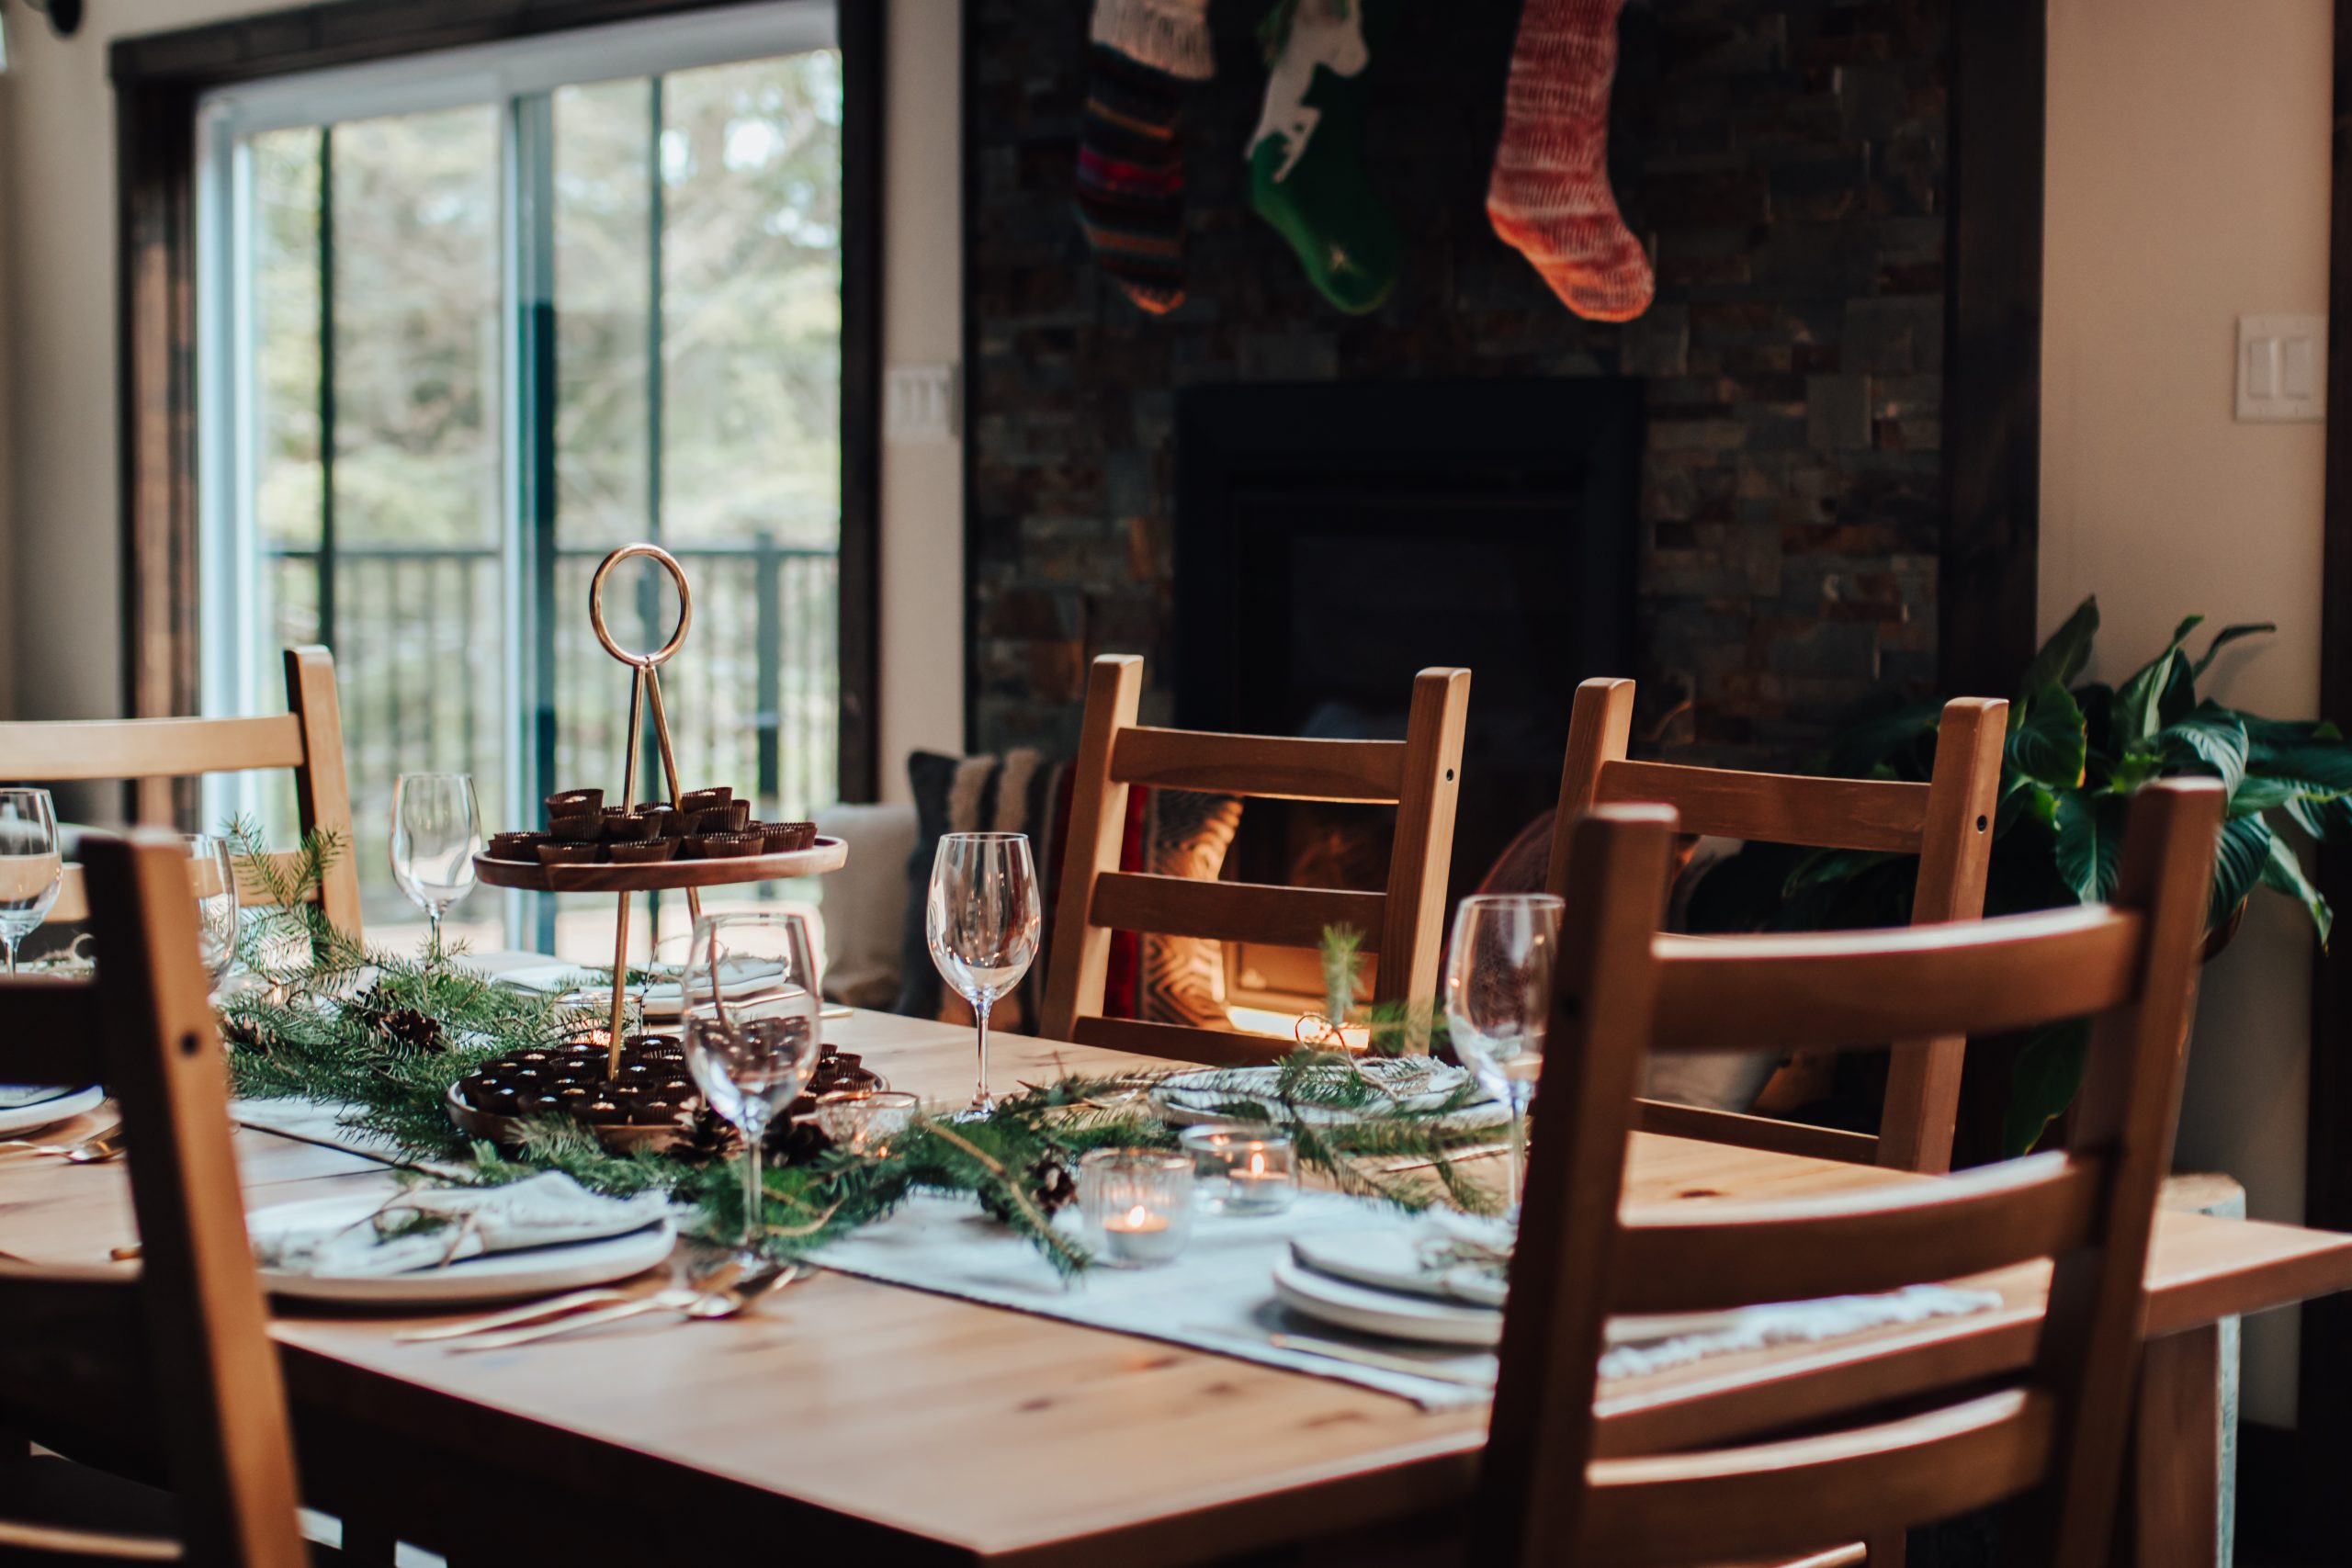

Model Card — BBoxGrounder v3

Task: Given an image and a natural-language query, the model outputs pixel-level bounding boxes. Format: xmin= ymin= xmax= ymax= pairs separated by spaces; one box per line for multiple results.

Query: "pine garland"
xmin=212 ymin=829 xmax=1499 ymax=1272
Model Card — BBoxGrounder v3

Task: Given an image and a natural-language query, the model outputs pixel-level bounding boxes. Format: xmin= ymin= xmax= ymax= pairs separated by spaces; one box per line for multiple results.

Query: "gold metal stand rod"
xmin=645 ymin=669 xmax=701 ymax=929
xmin=607 ymin=666 xmax=647 ymax=1077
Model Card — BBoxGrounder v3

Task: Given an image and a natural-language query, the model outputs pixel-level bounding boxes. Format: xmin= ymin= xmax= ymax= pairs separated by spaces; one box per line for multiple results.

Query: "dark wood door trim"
xmin=2303 ymin=0 xmax=2352 ymax=1483
xmin=1940 ymin=0 xmax=2048 ymax=701
xmin=110 ymin=0 xmax=884 ymax=804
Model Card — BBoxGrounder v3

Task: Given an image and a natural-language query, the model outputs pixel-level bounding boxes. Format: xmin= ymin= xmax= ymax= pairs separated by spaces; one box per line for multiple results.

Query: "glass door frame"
xmin=187 ymin=0 xmax=876 ymax=945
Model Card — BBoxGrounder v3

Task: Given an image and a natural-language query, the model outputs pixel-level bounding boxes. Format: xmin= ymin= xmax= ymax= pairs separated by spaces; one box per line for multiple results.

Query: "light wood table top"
xmin=4 ymin=1008 xmax=2347 ymax=1566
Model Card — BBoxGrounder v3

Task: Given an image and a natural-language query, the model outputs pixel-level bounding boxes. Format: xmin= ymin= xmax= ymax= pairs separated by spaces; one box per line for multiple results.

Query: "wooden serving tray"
xmin=446 ymin=1082 xmax=690 ymax=1154
xmin=473 ymin=835 xmax=847 ymax=893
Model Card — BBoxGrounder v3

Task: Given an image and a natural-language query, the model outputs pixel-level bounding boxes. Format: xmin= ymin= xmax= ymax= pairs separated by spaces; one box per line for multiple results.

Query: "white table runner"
xmin=808 ymin=1191 xmax=2002 ymax=1410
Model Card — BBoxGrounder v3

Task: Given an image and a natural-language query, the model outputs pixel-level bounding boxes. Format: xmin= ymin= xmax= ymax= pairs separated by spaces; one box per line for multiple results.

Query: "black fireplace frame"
xmin=1170 ymin=378 xmax=1643 ymax=738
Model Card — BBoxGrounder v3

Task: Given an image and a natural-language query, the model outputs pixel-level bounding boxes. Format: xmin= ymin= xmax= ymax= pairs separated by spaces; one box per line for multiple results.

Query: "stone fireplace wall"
xmin=966 ymin=0 xmax=1949 ymax=768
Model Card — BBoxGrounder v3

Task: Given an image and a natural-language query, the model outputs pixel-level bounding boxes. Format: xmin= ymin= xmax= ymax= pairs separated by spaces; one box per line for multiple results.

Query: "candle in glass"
xmin=1180 ymin=1126 xmax=1298 ymax=1215
xmin=1079 ymin=1148 xmax=1192 ymax=1267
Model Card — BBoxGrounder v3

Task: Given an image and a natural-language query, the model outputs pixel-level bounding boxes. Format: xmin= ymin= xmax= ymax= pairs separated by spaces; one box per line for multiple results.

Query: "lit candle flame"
xmin=1125 ymin=1204 xmax=1148 ymax=1227
xmin=1248 ymin=1152 xmax=1266 ymax=1178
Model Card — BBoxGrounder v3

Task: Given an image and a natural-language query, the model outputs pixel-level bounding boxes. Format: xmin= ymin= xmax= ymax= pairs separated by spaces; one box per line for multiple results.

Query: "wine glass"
xmin=0 ymin=789 xmax=61 ymax=976
xmin=682 ymin=911 xmax=823 ymax=1264
xmin=182 ymin=833 xmax=240 ymax=990
xmin=1443 ymin=893 xmax=1565 ymax=1212
xmin=390 ymin=773 xmax=481 ymax=958
xmin=925 ymin=832 xmax=1041 ymax=1114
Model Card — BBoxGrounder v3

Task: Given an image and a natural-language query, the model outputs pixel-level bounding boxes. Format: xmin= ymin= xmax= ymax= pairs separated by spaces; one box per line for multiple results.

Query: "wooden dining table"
xmin=3 ymin=1002 xmax=2346 ymax=1568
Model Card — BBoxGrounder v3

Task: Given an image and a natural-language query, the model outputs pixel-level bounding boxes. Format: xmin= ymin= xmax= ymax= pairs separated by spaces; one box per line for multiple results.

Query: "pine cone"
xmin=375 ymin=1007 xmax=447 ymax=1055
xmin=220 ymin=1013 xmax=278 ymax=1052
xmin=676 ymin=1108 xmax=740 ymax=1163
xmin=351 ymin=983 xmax=397 ymax=1029
xmin=978 ymin=1154 xmax=1078 ymax=1225
xmin=770 ymin=1117 xmax=836 ymax=1168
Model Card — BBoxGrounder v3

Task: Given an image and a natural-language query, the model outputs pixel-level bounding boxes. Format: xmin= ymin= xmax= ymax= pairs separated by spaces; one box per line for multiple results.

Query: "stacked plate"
xmin=1151 ymin=1059 xmax=1510 ymax=1132
xmin=244 ymin=1190 xmax=675 ymax=1306
xmin=0 ymin=1085 xmax=105 ymax=1138
xmin=1274 ymin=1221 xmax=1746 ymax=1348
xmin=1274 ymin=1223 xmax=1510 ymax=1347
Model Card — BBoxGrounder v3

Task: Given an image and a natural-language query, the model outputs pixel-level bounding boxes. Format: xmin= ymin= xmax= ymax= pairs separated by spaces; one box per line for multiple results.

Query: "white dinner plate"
xmin=1289 ymin=1225 xmax=1511 ymax=1309
xmin=1277 ymin=1239 xmax=1747 ymax=1348
xmin=0 ymin=1086 xmax=105 ymax=1138
xmin=247 ymin=1192 xmax=675 ymax=1306
xmin=1272 ymin=1254 xmax=1504 ymax=1347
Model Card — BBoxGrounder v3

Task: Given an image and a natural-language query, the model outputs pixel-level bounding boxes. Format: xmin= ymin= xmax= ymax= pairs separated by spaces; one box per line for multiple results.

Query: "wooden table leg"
xmin=2132 ymin=1323 xmax=2222 ymax=1568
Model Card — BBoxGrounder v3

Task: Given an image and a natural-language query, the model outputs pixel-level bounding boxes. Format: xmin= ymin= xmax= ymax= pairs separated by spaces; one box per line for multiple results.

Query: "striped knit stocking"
xmin=1486 ymin=0 xmax=1654 ymax=322
xmin=1077 ymin=0 xmax=1215 ymax=316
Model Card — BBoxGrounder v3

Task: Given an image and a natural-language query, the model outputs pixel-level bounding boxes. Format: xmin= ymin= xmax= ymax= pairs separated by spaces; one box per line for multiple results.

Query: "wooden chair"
xmin=0 ymin=647 xmax=360 ymax=937
xmin=1038 ymin=653 xmax=1470 ymax=1065
xmin=0 ymin=830 xmax=308 ymax=1565
xmin=1480 ymin=781 xmax=2220 ymax=1568
xmin=1552 ymin=677 xmax=2007 ymax=1173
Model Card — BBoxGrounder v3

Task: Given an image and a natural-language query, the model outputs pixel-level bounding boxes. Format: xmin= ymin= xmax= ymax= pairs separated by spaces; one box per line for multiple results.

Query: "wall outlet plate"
xmin=2236 ymin=315 xmax=2326 ymax=423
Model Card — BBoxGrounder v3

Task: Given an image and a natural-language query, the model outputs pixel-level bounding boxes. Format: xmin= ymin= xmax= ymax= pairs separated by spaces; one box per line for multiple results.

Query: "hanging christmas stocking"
xmin=1246 ymin=0 xmax=1400 ymax=316
xmin=1487 ymin=0 xmax=1654 ymax=322
xmin=1077 ymin=0 xmax=1216 ymax=315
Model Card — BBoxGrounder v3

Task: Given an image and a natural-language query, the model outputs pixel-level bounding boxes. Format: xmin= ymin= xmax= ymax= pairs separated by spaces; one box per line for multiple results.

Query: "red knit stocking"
xmin=1487 ymin=0 xmax=1654 ymax=322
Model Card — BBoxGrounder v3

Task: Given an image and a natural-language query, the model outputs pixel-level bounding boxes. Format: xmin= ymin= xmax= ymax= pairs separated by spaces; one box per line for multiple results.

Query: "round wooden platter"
xmin=473 ymin=835 xmax=846 ymax=893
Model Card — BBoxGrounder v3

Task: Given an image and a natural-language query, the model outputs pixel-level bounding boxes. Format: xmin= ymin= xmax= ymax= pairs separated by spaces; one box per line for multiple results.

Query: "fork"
xmin=0 ymin=1123 xmax=126 ymax=1163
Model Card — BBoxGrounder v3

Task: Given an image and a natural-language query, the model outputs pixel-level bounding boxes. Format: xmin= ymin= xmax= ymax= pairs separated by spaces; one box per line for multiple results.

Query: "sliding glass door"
xmin=198 ymin=3 xmax=842 ymax=954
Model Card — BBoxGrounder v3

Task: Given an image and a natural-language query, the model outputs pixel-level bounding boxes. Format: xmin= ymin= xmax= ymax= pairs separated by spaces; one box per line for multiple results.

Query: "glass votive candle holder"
xmin=812 ymin=1089 xmax=920 ymax=1157
xmin=1077 ymin=1148 xmax=1193 ymax=1268
xmin=1180 ymin=1126 xmax=1299 ymax=1216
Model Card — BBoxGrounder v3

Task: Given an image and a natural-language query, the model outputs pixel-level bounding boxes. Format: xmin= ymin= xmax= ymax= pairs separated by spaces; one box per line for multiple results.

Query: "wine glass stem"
xmin=3 ymin=936 xmax=17 ymax=978
xmin=426 ymin=908 xmax=443 ymax=962
xmin=1505 ymin=1100 xmax=1527 ymax=1211
xmin=972 ymin=997 xmax=994 ymax=1112
xmin=740 ymin=1128 xmax=766 ymax=1255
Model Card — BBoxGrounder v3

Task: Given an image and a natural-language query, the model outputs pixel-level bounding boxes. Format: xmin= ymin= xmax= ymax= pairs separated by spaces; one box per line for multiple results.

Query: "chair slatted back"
xmin=1551 ymin=676 xmax=2008 ymax=1172
xmin=1480 ymin=783 xmax=2219 ymax=1567
xmin=0 ymin=832 xmax=307 ymax=1566
xmin=1039 ymin=653 xmax=1470 ymax=1064
xmin=1 ymin=646 xmax=360 ymax=936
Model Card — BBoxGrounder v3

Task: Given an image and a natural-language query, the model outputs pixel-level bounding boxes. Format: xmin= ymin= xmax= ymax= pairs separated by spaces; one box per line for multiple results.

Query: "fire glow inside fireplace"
xmin=1172 ymin=378 xmax=1643 ymax=1006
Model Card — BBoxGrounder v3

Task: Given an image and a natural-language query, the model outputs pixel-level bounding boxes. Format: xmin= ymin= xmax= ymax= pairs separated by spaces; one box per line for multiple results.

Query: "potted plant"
xmin=1687 ymin=597 xmax=2352 ymax=1154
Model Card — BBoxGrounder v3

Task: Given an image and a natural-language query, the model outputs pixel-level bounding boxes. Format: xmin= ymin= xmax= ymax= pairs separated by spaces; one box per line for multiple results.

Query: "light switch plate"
xmin=885 ymin=364 xmax=959 ymax=444
xmin=2237 ymin=315 xmax=2326 ymax=423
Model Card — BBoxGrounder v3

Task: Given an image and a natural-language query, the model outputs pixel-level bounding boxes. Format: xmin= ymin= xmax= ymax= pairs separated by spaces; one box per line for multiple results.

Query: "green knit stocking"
xmin=1246 ymin=0 xmax=1400 ymax=315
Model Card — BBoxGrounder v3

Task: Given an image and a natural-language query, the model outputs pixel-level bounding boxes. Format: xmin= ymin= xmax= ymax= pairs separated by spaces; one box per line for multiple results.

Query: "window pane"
xmin=325 ymin=105 xmax=505 ymax=942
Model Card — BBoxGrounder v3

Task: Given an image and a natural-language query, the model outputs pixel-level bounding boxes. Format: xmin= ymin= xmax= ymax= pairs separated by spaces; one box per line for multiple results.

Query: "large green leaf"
xmin=2007 ymin=682 xmax=2087 ymax=790
xmin=2154 ymin=705 xmax=2249 ymax=796
xmin=2259 ymin=828 xmax=2334 ymax=946
xmin=2189 ymin=621 xmax=2278 ymax=679
xmin=2247 ymin=739 xmax=2352 ymax=795
xmin=1782 ymin=848 xmax=1905 ymax=896
xmin=2210 ymin=815 xmax=2273 ymax=932
xmin=2053 ymin=790 xmax=2126 ymax=904
xmin=2111 ymin=615 xmax=2205 ymax=751
xmin=2019 ymin=596 xmax=2100 ymax=700
xmin=2288 ymin=791 xmax=2352 ymax=840
xmin=2004 ymin=1018 xmax=2091 ymax=1157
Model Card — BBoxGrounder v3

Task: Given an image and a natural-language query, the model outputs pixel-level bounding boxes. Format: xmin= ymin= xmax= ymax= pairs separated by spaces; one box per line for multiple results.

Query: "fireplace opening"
xmin=1173 ymin=379 xmax=1643 ymax=1011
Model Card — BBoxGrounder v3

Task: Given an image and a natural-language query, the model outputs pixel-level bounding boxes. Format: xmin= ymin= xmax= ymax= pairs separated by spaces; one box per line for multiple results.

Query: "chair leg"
xmin=2129 ymin=1323 xmax=2222 ymax=1568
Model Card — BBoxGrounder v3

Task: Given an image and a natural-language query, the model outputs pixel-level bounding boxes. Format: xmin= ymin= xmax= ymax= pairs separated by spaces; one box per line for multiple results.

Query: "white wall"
xmin=2043 ymin=0 xmax=2332 ymax=1426
xmin=878 ymin=0 xmax=966 ymax=795
xmin=0 ymin=0 xmax=966 ymax=784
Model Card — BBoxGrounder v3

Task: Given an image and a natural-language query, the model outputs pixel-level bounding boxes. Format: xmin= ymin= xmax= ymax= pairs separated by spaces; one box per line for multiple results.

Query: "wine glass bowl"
xmin=924 ymin=832 xmax=1042 ymax=1114
xmin=0 ymin=790 xmax=62 ymax=977
xmin=682 ymin=911 xmax=821 ymax=1263
xmin=183 ymin=832 xmax=240 ymax=988
xmin=390 ymin=773 xmax=481 ymax=956
xmin=1443 ymin=893 xmax=1564 ymax=1212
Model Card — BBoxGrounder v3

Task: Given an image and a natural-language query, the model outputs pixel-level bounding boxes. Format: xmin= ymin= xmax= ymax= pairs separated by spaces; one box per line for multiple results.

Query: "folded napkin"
xmin=1154 ymin=1058 xmax=1498 ymax=1127
xmin=250 ymin=1173 xmax=670 ymax=1279
xmin=492 ymin=956 xmax=787 ymax=1017
xmin=1597 ymin=1284 xmax=2004 ymax=1380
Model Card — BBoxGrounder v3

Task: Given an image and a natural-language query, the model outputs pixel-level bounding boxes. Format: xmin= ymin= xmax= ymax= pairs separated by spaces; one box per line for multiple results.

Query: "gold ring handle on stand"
xmin=586 ymin=544 xmax=695 ymax=1074
xmin=588 ymin=544 xmax=693 ymax=668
